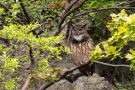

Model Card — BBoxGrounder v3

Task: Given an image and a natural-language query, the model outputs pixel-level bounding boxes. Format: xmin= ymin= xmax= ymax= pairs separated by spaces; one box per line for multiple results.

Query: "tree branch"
xmin=18 ymin=0 xmax=37 ymax=69
xmin=28 ymin=0 xmax=86 ymax=36
xmin=0 ymin=37 xmax=10 ymax=46
xmin=76 ymin=7 xmax=135 ymax=17
xmin=51 ymin=19 xmax=70 ymax=36
xmin=0 ymin=3 xmax=8 ymax=11
xmin=27 ymin=0 xmax=77 ymax=36
xmin=53 ymin=0 xmax=87 ymax=36
xmin=94 ymin=61 xmax=130 ymax=68
xmin=116 ymin=1 xmax=135 ymax=6
xmin=64 ymin=0 xmax=78 ymax=14
xmin=21 ymin=76 xmax=32 ymax=90
xmin=28 ymin=22 xmax=46 ymax=34
xmin=27 ymin=44 xmax=35 ymax=69
xmin=19 ymin=0 xmax=31 ymax=24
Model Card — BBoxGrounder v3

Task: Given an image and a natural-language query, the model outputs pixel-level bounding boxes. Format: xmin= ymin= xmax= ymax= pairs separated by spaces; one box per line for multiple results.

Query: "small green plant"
xmin=0 ymin=52 xmax=20 ymax=90
xmin=0 ymin=23 xmax=70 ymax=89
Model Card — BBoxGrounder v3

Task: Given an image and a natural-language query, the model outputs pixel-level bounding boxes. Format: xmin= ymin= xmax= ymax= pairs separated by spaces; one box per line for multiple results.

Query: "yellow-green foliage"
xmin=0 ymin=23 xmax=70 ymax=89
xmin=4 ymin=79 xmax=16 ymax=90
xmin=0 ymin=52 xmax=20 ymax=90
xmin=1 ymin=52 xmax=20 ymax=72
xmin=126 ymin=50 xmax=135 ymax=69
xmin=90 ymin=10 xmax=135 ymax=69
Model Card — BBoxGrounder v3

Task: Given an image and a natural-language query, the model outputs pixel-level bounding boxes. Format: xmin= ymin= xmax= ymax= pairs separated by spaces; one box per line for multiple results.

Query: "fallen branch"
xmin=21 ymin=76 xmax=32 ymax=90
xmin=28 ymin=18 xmax=70 ymax=36
xmin=19 ymin=0 xmax=38 ymax=69
xmin=39 ymin=60 xmax=130 ymax=90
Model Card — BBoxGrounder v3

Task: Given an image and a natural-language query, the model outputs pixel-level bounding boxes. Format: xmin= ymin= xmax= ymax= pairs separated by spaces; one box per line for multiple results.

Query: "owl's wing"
xmin=70 ymin=38 xmax=94 ymax=66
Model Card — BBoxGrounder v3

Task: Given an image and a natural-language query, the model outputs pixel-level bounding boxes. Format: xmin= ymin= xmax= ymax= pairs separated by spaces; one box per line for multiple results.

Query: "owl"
xmin=70 ymin=23 xmax=94 ymax=75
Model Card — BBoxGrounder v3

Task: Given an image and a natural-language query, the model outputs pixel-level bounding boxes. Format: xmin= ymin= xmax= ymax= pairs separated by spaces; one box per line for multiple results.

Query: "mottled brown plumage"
xmin=70 ymin=23 xmax=94 ymax=75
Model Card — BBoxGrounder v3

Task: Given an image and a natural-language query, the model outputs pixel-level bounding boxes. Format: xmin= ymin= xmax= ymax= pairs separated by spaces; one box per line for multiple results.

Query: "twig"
xmin=51 ymin=19 xmax=70 ymax=36
xmin=53 ymin=0 xmax=87 ymax=36
xmin=94 ymin=61 xmax=130 ymax=68
xmin=0 ymin=3 xmax=8 ymax=11
xmin=27 ymin=44 xmax=35 ymax=69
xmin=21 ymin=76 xmax=32 ymax=90
xmin=28 ymin=18 xmax=70 ymax=36
xmin=116 ymin=1 xmax=135 ymax=6
xmin=64 ymin=0 xmax=78 ymax=14
xmin=76 ymin=7 xmax=135 ymax=16
xmin=28 ymin=22 xmax=47 ymax=34
xmin=19 ymin=0 xmax=31 ymax=24
xmin=0 ymin=37 xmax=10 ymax=46
xmin=59 ymin=0 xmax=86 ymax=29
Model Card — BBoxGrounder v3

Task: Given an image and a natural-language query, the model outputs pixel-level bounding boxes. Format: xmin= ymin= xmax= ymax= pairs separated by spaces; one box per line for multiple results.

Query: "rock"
xmin=46 ymin=73 xmax=116 ymax=90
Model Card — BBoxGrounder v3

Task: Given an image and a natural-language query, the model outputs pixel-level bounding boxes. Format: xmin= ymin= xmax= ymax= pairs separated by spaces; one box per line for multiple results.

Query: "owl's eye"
xmin=73 ymin=29 xmax=77 ymax=32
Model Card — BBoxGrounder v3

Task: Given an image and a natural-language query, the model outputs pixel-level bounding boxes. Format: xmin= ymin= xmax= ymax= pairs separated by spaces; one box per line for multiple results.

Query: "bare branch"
xmin=116 ymin=1 xmax=135 ymax=6
xmin=19 ymin=0 xmax=31 ymax=24
xmin=94 ymin=61 xmax=130 ymax=68
xmin=51 ymin=19 xmax=70 ymax=36
xmin=27 ymin=44 xmax=35 ymax=69
xmin=76 ymin=7 xmax=135 ymax=17
xmin=53 ymin=0 xmax=87 ymax=36
xmin=64 ymin=0 xmax=78 ymax=14
xmin=28 ymin=22 xmax=48 ymax=34
xmin=21 ymin=76 xmax=32 ymax=90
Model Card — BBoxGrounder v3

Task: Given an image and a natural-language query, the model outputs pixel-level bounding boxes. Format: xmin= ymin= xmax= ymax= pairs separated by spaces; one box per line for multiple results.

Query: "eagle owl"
xmin=70 ymin=23 xmax=94 ymax=75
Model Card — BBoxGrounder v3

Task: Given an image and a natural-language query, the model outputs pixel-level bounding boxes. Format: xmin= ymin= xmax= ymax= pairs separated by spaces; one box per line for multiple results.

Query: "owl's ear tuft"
xmin=71 ymin=24 xmax=75 ymax=29
xmin=81 ymin=24 xmax=87 ymax=29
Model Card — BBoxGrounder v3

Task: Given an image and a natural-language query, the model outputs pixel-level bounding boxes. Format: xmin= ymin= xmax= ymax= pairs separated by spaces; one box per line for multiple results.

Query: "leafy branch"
xmin=18 ymin=0 xmax=31 ymax=24
xmin=0 ymin=3 xmax=9 ymax=11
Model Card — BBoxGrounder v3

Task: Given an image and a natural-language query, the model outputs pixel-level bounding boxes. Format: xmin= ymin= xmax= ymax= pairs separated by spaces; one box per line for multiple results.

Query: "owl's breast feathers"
xmin=70 ymin=38 xmax=94 ymax=66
